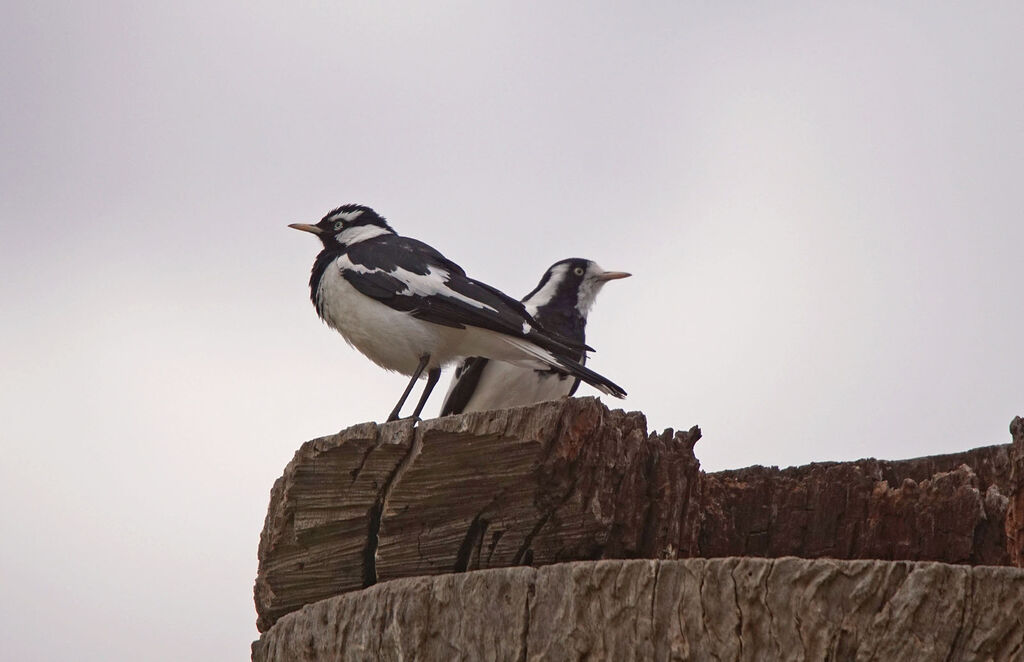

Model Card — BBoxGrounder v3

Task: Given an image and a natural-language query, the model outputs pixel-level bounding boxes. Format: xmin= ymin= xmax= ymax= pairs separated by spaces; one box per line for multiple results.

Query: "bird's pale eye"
xmin=334 ymin=221 xmax=344 ymax=231
xmin=573 ymin=267 xmax=585 ymax=276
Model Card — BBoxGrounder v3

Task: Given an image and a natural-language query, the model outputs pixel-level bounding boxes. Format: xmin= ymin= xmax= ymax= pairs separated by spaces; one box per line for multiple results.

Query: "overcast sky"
xmin=2 ymin=2 xmax=1022 ymax=660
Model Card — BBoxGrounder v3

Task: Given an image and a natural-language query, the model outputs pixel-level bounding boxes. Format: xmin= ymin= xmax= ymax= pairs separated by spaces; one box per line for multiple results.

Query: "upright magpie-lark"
xmin=290 ymin=205 xmax=627 ymax=422
xmin=440 ymin=258 xmax=630 ymax=416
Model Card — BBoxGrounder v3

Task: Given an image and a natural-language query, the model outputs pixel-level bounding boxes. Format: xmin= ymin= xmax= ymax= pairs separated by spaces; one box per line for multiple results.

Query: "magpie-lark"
xmin=440 ymin=258 xmax=630 ymax=416
xmin=290 ymin=205 xmax=627 ymax=422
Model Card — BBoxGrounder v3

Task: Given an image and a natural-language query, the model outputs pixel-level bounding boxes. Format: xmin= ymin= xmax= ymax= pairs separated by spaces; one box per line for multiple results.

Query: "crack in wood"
xmin=453 ymin=513 xmax=490 ymax=573
xmin=729 ymin=561 xmax=744 ymax=661
xmin=349 ymin=442 xmax=377 ymax=485
xmin=362 ymin=424 xmax=421 ymax=588
xmin=517 ymin=574 xmax=535 ymax=662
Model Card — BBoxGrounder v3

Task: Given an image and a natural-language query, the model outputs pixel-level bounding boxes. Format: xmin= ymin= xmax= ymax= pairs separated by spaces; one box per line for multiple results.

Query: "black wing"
xmin=342 ymin=236 xmax=592 ymax=357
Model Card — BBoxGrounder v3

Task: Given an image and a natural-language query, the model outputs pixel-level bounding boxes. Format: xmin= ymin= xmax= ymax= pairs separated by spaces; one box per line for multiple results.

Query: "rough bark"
xmin=1008 ymin=416 xmax=1024 ymax=565
xmin=698 ymin=451 xmax=1011 ymax=565
xmin=254 ymin=398 xmax=1019 ymax=632
xmin=252 ymin=558 xmax=1024 ymax=662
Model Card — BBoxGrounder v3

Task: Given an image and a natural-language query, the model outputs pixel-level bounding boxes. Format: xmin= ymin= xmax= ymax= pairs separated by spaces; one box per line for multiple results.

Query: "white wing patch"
xmin=335 ymin=256 xmax=499 ymax=312
xmin=335 ymin=254 xmax=377 ymax=275
xmin=394 ymin=265 xmax=499 ymax=312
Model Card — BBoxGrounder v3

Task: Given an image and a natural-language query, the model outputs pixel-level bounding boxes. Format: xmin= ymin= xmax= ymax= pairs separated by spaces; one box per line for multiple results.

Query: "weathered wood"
xmin=1008 ymin=416 xmax=1024 ymax=565
xmin=252 ymin=558 xmax=1024 ymax=662
xmin=255 ymin=398 xmax=701 ymax=632
xmin=254 ymin=419 xmax=417 ymax=632
xmin=254 ymin=397 xmax=1020 ymax=632
xmin=698 ymin=449 xmax=1011 ymax=565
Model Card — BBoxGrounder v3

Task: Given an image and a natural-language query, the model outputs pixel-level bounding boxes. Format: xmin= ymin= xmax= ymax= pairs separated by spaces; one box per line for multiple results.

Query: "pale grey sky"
xmin=2 ymin=2 xmax=1022 ymax=660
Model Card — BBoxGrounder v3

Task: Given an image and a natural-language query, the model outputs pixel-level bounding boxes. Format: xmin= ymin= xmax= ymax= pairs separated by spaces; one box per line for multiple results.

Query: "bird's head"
xmin=288 ymin=204 xmax=395 ymax=249
xmin=524 ymin=258 xmax=631 ymax=318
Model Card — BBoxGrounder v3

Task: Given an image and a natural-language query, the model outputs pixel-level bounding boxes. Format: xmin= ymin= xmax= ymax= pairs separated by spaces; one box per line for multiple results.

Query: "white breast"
xmin=456 ymin=360 xmax=576 ymax=414
xmin=315 ymin=257 xmax=564 ymax=378
xmin=315 ymin=261 xmax=442 ymax=375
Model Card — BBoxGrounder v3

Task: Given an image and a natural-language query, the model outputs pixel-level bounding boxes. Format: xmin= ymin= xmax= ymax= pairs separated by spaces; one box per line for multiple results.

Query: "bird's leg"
xmin=409 ymin=367 xmax=441 ymax=420
xmin=386 ymin=355 xmax=429 ymax=422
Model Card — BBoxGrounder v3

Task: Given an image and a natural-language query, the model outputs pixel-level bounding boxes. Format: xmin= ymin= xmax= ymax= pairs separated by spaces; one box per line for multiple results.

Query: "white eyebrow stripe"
xmin=327 ymin=209 xmax=365 ymax=223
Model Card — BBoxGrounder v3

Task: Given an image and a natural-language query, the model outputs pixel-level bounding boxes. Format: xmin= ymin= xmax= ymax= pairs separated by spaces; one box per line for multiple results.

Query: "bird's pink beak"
xmin=596 ymin=271 xmax=631 ymax=281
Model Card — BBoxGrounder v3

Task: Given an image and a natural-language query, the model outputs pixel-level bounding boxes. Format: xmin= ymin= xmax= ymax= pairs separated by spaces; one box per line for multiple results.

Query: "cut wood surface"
xmin=254 ymin=398 xmax=1020 ymax=632
xmin=252 ymin=557 xmax=1024 ymax=662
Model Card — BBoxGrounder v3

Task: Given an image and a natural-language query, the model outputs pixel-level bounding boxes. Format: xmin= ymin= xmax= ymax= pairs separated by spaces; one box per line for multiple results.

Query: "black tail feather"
xmin=552 ymin=354 xmax=626 ymax=398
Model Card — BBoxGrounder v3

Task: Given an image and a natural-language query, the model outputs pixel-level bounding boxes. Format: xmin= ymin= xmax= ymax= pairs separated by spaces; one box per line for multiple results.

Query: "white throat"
xmin=575 ymin=278 xmax=604 ymax=317
xmin=574 ymin=263 xmax=610 ymax=317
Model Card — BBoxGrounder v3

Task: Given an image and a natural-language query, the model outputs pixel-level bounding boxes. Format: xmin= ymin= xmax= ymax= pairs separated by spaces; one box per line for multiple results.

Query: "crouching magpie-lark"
xmin=290 ymin=204 xmax=627 ymax=422
xmin=440 ymin=258 xmax=629 ymax=416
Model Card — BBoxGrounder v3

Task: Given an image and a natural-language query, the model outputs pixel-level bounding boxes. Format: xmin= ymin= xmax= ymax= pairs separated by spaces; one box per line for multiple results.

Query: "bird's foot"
xmin=384 ymin=414 xmax=422 ymax=424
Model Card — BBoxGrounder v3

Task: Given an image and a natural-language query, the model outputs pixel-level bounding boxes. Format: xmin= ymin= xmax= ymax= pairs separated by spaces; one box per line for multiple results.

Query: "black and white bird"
xmin=440 ymin=259 xmax=630 ymax=416
xmin=289 ymin=204 xmax=627 ymax=422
